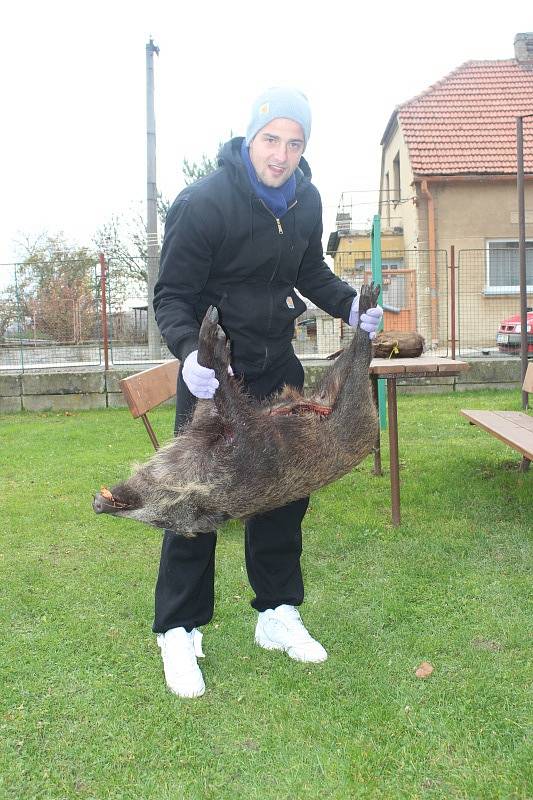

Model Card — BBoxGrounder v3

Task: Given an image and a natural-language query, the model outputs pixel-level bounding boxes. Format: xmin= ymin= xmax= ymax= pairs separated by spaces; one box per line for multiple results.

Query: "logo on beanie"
xmin=259 ymin=102 xmax=269 ymax=115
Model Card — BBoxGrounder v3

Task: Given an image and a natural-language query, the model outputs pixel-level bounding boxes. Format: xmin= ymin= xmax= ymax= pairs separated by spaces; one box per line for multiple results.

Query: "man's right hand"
xmin=182 ymin=350 xmax=219 ymax=399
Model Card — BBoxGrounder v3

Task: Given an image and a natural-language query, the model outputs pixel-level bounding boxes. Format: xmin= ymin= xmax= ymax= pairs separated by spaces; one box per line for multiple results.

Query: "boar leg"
xmin=193 ymin=306 xmax=251 ymax=435
xmin=197 ymin=306 xmax=230 ymax=376
xmin=309 ymin=282 xmax=381 ymax=409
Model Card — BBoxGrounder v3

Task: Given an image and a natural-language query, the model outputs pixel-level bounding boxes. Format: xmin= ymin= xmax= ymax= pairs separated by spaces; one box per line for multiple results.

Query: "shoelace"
xmin=270 ymin=609 xmax=312 ymax=643
xmin=161 ymin=629 xmax=205 ymax=664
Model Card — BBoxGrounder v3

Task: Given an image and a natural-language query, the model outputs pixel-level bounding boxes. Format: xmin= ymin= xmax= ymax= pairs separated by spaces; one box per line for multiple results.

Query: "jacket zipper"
xmin=258 ymin=198 xmax=298 ymax=368
xmin=259 ymin=200 xmax=284 ymax=234
xmin=259 ymin=199 xmax=297 ymax=235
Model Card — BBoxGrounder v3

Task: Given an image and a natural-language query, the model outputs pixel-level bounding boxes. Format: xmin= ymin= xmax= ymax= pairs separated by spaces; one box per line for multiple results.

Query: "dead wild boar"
xmin=93 ymin=282 xmax=381 ymax=534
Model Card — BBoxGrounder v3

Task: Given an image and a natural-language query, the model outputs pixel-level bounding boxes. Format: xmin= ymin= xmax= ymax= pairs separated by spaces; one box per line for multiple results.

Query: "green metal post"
xmin=371 ymin=215 xmax=386 ymax=429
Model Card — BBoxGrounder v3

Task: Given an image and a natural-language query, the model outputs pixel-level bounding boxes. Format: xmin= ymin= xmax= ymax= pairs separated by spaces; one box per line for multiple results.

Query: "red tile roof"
xmin=394 ymin=60 xmax=533 ymax=176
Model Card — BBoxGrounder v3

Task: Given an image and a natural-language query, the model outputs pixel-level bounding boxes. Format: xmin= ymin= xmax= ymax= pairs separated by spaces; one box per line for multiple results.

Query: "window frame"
xmin=484 ymin=238 xmax=533 ymax=295
xmin=392 ymin=154 xmax=401 ymax=205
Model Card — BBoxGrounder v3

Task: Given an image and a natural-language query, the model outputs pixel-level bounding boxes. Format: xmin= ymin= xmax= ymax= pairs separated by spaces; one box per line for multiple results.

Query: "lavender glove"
xmin=348 ymin=295 xmax=360 ymax=327
xmin=182 ymin=350 xmax=219 ymax=399
xmin=349 ymin=296 xmax=383 ymax=339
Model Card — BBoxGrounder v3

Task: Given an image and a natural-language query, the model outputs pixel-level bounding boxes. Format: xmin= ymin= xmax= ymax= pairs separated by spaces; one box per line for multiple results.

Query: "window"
xmin=385 ymin=172 xmax=391 ymax=226
xmin=392 ymin=154 xmax=400 ymax=203
xmin=354 ymin=259 xmax=371 ymax=272
xmin=486 ymin=240 xmax=533 ymax=294
xmin=382 ymin=260 xmax=404 ymax=270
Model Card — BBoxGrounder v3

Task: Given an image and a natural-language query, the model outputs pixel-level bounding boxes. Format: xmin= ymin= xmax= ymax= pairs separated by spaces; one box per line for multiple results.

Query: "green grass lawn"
xmin=1 ymin=390 xmax=531 ymax=799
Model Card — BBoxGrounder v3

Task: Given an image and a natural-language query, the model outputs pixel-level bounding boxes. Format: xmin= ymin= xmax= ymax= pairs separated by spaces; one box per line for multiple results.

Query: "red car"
xmin=496 ymin=308 xmax=533 ymax=355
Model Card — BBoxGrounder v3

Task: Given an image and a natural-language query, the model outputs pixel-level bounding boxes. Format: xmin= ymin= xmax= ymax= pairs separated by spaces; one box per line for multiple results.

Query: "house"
xmin=326 ymin=223 xmax=412 ymax=331
xmin=378 ymin=32 xmax=533 ymax=351
xmin=327 ymin=225 xmax=405 ymax=275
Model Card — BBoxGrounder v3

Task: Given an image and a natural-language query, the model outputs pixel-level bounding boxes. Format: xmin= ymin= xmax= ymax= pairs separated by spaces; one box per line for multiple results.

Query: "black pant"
xmin=153 ymin=353 xmax=309 ymax=634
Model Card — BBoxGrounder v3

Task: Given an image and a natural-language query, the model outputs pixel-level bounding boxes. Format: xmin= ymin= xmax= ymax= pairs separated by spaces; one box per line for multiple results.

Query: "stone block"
xmin=105 ymin=369 xmax=139 ymax=394
xmin=397 ymin=375 xmax=456 ymax=394
xmin=2 ymin=356 xmax=527 ymax=417
xmin=22 ymin=371 xmax=105 ymax=396
xmin=398 ymin=383 xmax=454 ymax=395
xmin=0 ymin=396 xmax=23 ymax=412
xmin=399 ymin=375 xmax=455 ymax=388
xmin=455 ymin=382 xmax=519 ymax=392
xmin=107 ymin=392 xmax=129 ymax=408
xmin=0 ymin=374 xmax=22 ymax=396
xmin=459 ymin=359 xmax=521 ymax=386
xmin=23 ymin=393 xmax=107 ymax=412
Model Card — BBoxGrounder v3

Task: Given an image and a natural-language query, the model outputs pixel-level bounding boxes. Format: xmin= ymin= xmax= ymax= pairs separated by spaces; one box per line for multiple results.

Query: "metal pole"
xmin=450 ymin=245 xmax=456 ymax=361
xmin=14 ymin=264 xmax=24 ymax=372
xmin=146 ymin=38 xmax=161 ymax=360
xmin=99 ymin=253 xmax=109 ymax=371
xmin=516 ymin=116 xmax=528 ymax=409
xmin=371 ymin=214 xmax=386 ymax=429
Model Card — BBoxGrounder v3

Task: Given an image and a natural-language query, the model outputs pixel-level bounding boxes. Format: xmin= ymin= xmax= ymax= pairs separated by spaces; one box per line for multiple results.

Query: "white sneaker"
xmin=255 ymin=604 xmax=328 ymax=663
xmin=156 ymin=627 xmax=206 ymax=698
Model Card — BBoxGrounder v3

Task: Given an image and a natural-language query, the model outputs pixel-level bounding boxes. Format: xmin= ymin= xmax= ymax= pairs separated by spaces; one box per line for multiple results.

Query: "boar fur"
xmin=93 ymin=282 xmax=381 ymax=534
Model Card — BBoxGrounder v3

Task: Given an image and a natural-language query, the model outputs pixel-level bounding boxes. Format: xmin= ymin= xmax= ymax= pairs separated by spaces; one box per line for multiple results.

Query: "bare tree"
xmin=9 ymin=233 xmax=97 ymax=343
xmin=93 ymin=194 xmax=171 ymax=306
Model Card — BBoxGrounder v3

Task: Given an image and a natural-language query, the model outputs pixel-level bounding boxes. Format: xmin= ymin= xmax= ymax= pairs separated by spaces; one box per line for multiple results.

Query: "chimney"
xmin=514 ymin=33 xmax=533 ymax=67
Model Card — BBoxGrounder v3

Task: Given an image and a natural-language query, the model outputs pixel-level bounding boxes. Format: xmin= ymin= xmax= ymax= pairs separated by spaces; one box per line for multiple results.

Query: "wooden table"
xmin=369 ymin=357 xmax=469 ymax=526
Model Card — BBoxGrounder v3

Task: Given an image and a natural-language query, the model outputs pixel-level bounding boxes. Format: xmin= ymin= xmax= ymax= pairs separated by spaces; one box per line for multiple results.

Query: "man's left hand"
xmin=349 ymin=297 xmax=383 ymax=339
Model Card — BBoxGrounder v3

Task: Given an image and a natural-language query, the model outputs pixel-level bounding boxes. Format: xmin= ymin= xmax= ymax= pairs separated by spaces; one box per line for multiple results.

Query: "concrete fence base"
xmin=0 ymin=358 xmax=526 ymax=413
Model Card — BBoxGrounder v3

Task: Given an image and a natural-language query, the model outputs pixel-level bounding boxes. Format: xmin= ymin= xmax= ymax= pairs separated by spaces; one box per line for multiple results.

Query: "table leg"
xmin=387 ymin=378 xmax=401 ymax=526
xmin=371 ymin=375 xmax=382 ymax=476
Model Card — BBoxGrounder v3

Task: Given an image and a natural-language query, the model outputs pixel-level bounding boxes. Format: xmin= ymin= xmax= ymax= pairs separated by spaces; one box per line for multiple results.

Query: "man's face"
xmin=248 ymin=118 xmax=305 ymax=188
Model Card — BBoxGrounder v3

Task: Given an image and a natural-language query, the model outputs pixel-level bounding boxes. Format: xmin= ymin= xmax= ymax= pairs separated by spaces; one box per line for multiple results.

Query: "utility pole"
xmin=516 ymin=114 xmax=533 ymax=409
xmin=146 ymin=37 xmax=161 ymax=359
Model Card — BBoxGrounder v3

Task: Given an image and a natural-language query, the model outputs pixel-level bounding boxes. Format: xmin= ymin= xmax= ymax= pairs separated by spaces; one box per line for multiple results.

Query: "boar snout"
xmin=93 ymin=485 xmax=139 ymax=515
xmin=93 ymin=492 xmax=118 ymax=515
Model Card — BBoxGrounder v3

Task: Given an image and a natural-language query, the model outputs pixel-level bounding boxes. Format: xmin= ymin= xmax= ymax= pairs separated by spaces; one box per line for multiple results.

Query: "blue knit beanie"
xmin=245 ymin=87 xmax=311 ymax=148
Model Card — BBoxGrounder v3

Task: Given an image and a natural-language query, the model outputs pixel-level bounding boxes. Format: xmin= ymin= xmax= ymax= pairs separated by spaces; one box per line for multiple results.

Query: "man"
xmin=152 ymin=87 xmax=383 ymax=698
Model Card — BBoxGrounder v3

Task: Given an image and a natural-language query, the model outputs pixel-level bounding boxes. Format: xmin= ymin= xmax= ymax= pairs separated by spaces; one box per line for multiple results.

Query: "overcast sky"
xmin=1 ymin=0 xmax=531 ymax=288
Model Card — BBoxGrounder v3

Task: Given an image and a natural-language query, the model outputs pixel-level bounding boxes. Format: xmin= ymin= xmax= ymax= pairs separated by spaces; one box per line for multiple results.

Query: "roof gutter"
xmin=413 ymin=173 xmax=533 ymax=183
xmin=420 ymin=180 xmax=438 ymax=346
xmin=380 ymin=109 xmax=400 ymax=147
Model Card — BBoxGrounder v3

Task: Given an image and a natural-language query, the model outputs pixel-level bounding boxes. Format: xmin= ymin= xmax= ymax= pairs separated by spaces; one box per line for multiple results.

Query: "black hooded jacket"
xmin=153 ymin=137 xmax=356 ymax=378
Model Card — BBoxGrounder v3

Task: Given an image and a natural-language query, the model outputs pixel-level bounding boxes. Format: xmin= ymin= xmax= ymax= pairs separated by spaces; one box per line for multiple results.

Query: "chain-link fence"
xmin=319 ymin=250 xmax=449 ymax=356
xmin=0 ymin=261 xmax=102 ymax=370
xmin=1 ymin=247 xmax=530 ymax=372
xmin=456 ymin=247 xmax=533 ymax=358
xmin=106 ymin=257 xmax=172 ymax=365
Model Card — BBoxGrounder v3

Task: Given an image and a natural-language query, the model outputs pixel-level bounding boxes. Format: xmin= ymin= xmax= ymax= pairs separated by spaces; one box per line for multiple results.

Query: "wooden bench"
xmin=461 ymin=364 xmax=533 ymax=472
xmin=120 ymin=360 xmax=180 ymax=450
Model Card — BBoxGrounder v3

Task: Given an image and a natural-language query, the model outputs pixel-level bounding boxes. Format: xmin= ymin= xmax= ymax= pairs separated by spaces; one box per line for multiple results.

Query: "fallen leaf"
xmin=415 ymin=661 xmax=434 ymax=678
xmin=100 ymin=487 xmax=114 ymax=500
